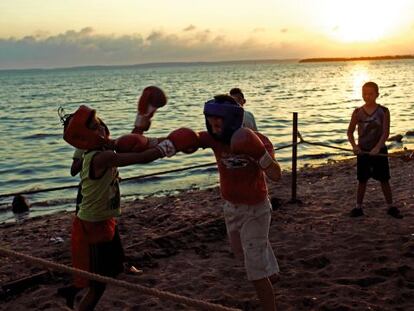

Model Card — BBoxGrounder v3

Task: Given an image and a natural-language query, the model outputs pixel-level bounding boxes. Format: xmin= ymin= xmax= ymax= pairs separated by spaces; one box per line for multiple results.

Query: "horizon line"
xmin=1 ymin=54 xmax=414 ymax=72
xmin=0 ymin=58 xmax=298 ymax=72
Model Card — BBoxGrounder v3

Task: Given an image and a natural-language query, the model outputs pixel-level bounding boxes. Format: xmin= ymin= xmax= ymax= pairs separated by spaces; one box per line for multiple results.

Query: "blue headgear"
xmin=203 ymin=97 xmax=244 ymax=143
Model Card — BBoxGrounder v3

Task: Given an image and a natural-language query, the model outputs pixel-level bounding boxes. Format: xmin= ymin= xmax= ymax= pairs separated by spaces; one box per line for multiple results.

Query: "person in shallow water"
xmin=12 ymin=194 xmax=30 ymax=223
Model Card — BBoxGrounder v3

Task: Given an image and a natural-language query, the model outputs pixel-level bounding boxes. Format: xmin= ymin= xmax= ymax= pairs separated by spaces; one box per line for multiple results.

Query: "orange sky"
xmin=1 ymin=0 xmax=413 ymax=69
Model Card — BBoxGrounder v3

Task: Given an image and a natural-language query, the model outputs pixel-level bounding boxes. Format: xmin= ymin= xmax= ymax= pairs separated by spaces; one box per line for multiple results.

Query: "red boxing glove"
xmin=167 ymin=127 xmax=200 ymax=154
xmin=231 ymin=128 xmax=274 ymax=169
xmin=138 ymin=86 xmax=167 ymax=114
xmin=134 ymin=86 xmax=167 ymax=133
xmin=115 ymin=134 xmax=149 ymax=153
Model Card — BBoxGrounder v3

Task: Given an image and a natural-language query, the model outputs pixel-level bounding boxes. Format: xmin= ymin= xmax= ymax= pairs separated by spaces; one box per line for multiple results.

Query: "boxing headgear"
xmin=60 ymin=105 xmax=110 ymax=150
xmin=203 ymin=95 xmax=244 ymax=144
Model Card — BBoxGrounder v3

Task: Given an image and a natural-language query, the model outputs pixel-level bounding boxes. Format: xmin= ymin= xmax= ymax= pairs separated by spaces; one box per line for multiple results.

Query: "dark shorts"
xmin=89 ymin=226 xmax=125 ymax=281
xmin=357 ymin=146 xmax=390 ymax=182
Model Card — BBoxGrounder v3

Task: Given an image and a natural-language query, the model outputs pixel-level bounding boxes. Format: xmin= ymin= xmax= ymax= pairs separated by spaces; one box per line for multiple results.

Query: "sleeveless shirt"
xmin=355 ymin=104 xmax=388 ymax=151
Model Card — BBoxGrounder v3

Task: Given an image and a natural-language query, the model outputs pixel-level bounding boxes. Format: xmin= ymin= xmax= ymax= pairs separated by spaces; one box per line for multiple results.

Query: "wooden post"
xmin=291 ymin=112 xmax=298 ymax=203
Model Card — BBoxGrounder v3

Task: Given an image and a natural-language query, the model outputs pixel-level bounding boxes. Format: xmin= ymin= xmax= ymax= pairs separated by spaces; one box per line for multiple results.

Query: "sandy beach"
xmin=0 ymin=155 xmax=413 ymax=311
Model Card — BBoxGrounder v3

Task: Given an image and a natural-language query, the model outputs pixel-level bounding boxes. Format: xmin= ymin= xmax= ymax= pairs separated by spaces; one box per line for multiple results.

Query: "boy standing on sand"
xmin=195 ymin=95 xmax=281 ymax=311
xmin=60 ymin=105 xmax=178 ymax=310
xmin=230 ymin=88 xmax=258 ymax=131
xmin=347 ymin=81 xmax=402 ymax=219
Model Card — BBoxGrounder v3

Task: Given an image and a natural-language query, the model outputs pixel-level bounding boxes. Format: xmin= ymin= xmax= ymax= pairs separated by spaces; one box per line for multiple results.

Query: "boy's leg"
xmin=356 ymin=181 xmax=367 ymax=205
xmin=380 ymin=181 xmax=392 ymax=204
xmin=78 ymin=282 xmax=106 ymax=311
xmin=240 ymin=199 xmax=279 ymax=309
xmin=372 ymin=148 xmax=392 ymax=205
xmin=222 ymin=202 xmax=244 ymax=259
xmin=57 ymin=285 xmax=82 ymax=308
xmin=352 ymin=154 xmax=370 ymax=216
xmin=381 ymin=181 xmax=403 ymax=218
xmin=350 ymin=181 xmax=366 ymax=217
xmin=252 ymin=278 xmax=276 ymax=311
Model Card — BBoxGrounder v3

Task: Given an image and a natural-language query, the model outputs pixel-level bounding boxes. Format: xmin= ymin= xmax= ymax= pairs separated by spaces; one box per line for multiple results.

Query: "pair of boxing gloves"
xmin=116 ymin=127 xmax=274 ymax=170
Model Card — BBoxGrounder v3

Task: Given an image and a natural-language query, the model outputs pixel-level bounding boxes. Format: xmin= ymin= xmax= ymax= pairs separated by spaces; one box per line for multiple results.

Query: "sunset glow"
xmin=0 ymin=0 xmax=413 ymax=69
xmin=319 ymin=0 xmax=412 ymax=42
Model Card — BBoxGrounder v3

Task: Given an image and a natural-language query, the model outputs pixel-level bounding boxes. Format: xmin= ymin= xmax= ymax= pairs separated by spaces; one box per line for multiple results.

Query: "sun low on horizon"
xmin=314 ymin=0 xmax=413 ymax=43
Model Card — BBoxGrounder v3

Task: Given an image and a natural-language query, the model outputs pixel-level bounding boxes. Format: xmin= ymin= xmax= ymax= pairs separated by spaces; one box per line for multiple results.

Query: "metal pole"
xmin=291 ymin=112 xmax=298 ymax=203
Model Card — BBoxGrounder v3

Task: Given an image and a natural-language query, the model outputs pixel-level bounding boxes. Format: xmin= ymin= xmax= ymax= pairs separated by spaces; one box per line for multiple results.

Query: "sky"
xmin=0 ymin=0 xmax=413 ymax=69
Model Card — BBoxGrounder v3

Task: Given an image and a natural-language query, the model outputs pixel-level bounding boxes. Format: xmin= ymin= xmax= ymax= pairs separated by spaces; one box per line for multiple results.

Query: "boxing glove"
xmin=134 ymin=86 xmax=167 ymax=133
xmin=230 ymin=128 xmax=274 ymax=169
xmin=167 ymin=128 xmax=200 ymax=154
xmin=115 ymin=134 xmax=149 ymax=153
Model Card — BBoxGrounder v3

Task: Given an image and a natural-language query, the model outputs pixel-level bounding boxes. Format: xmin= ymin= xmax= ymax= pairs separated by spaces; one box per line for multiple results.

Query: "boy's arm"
xmin=92 ymin=148 xmax=164 ymax=177
xmin=260 ymin=133 xmax=281 ymax=181
xmin=232 ymin=129 xmax=281 ymax=182
xmin=198 ymin=131 xmax=214 ymax=149
xmin=263 ymin=159 xmax=281 ymax=182
xmin=251 ymin=115 xmax=258 ymax=131
xmin=370 ymin=108 xmax=390 ymax=155
xmin=347 ymin=109 xmax=360 ymax=154
xmin=70 ymin=158 xmax=82 ymax=176
xmin=70 ymin=148 xmax=84 ymax=176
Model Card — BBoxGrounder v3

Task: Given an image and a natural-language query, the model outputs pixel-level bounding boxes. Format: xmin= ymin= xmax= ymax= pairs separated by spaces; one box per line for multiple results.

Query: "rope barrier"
xmin=0 ymin=144 xmax=294 ymax=199
xmin=0 ymin=246 xmax=240 ymax=311
xmin=0 ymin=134 xmax=408 ymax=199
xmin=297 ymin=132 xmax=407 ymax=158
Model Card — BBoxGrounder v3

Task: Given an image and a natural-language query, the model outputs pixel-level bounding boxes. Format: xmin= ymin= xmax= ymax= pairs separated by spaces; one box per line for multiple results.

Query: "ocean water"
xmin=0 ymin=60 xmax=413 ymax=223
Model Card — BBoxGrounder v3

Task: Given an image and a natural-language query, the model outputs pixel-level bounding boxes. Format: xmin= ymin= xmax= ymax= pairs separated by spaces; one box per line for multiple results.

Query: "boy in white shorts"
xmin=196 ymin=94 xmax=281 ymax=311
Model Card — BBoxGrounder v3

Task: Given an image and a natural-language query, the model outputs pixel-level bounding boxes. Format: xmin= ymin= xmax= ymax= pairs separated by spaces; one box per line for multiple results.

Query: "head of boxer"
xmin=203 ymin=94 xmax=244 ymax=144
xmin=61 ymin=105 xmax=110 ymax=150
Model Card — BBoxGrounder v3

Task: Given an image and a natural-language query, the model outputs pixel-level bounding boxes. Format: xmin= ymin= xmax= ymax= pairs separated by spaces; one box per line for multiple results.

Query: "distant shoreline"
xmin=0 ymin=58 xmax=297 ymax=72
xmin=2 ymin=55 xmax=413 ymax=72
xmin=299 ymin=55 xmax=414 ymax=63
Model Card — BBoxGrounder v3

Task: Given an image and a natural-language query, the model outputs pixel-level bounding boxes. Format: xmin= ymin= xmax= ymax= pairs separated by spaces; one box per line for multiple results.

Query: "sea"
xmin=1 ymin=59 xmax=413 ymax=223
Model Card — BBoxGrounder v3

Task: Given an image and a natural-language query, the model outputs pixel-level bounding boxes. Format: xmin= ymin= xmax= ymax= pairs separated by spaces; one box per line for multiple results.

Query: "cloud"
xmin=0 ymin=26 xmax=410 ymax=70
xmin=0 ymin=27 xmax=296 ymax=69
xmin=183 ymin=25 xmax=196 ymax=32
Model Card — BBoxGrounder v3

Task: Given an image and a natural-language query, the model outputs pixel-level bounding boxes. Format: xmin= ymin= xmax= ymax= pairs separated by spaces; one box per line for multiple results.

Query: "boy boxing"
xmin=60 ymin=105 xmax=185 ymax=310
xmin=195 ymin=95 xmax=281 ymax=311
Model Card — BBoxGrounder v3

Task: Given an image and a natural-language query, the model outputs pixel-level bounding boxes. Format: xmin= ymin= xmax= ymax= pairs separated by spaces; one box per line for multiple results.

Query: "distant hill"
xmin=299 ymin=55 xmax=414 ymax=63
xmin=0 ymin=58 xmax=298 ymax=72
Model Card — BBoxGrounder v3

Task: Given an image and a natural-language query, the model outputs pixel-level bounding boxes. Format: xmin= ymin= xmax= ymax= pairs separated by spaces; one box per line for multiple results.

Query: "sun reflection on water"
xmin=349 ymin=64 xmax=370 ymax=100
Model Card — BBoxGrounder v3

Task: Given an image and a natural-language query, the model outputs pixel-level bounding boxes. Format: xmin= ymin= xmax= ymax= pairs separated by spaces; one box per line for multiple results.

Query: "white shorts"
xmin=223 ymin=197 xmax=279 ymax=281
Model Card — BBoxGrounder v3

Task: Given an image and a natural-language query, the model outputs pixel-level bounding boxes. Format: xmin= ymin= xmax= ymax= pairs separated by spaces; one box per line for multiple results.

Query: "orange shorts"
xmin=71 ymin=216 xmax=124 ymax=287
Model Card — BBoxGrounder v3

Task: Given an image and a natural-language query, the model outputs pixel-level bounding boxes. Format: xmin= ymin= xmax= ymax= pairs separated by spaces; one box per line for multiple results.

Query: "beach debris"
xmin=124 ymin=263 xmax=143 ymax=274
xmin=388 ymin=134 xmax=403 ymax=142
xmin=49 ymin=236 xmax=64 ymax=243
xmin=12 ymin=195 xmax=30 ymax=214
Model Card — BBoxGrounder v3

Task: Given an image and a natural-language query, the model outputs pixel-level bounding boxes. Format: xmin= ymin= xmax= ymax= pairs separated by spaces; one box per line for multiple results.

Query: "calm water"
xmin=1 ymin=60 xmax=413 ymax=223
